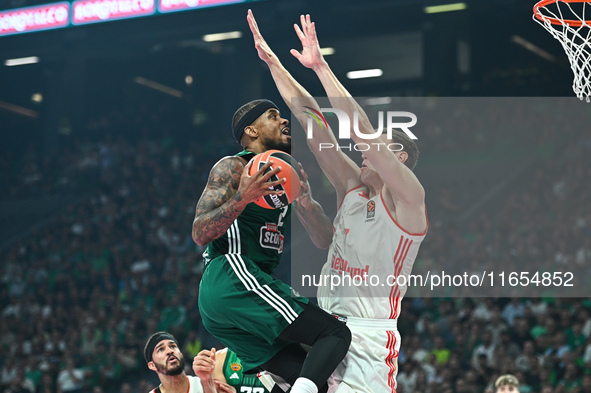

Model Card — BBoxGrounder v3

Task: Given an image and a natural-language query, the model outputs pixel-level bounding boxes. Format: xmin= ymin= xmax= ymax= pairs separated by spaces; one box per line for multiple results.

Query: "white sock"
xmin=291 ymin=377 xmax=318 ymax=393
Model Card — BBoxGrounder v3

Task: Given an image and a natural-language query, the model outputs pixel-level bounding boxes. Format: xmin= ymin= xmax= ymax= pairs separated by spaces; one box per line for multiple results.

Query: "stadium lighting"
xmin=365 ymin=97 xmax=392 ymax=106
xmin=511 ymin=35 xmax=556 ymax=62
xmin=134 ymin=77 xmax=184 ymax=98
xmin=320 ymin=47 xmax=335 ymax=56
xmin=31 ymin=93 xmax=43 ymax=103
xmin=202 ymin=31 xmax=242 ymax=42
xmin=0 ymin=101 xmax=38 ymax=117
xmin=424 ymin=3 xmax=467 ymax=14
xmin=346 ymin=69 xmax=383 ymax=80
xmin=4 ymin=56 xmax=39 ymax=66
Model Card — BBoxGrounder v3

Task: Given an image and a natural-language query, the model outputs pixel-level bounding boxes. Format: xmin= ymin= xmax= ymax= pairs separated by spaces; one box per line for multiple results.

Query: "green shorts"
xmin=198 ymin=253 xmax=309 ymax=371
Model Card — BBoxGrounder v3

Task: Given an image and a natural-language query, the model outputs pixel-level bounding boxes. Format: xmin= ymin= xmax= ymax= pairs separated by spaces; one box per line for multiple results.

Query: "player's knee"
xmin=328 ymin=319 xmax=351 ymax=349
xmin=338 ymin=322 xmax=352 ymax=348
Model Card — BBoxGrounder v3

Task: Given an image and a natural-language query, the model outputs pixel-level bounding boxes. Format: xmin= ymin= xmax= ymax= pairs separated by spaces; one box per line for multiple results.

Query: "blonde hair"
xmin=495 ymin=374 xmax=519 ymax=388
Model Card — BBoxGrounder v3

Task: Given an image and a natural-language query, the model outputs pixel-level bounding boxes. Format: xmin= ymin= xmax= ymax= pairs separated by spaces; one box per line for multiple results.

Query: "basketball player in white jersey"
xmin=144 ymin=331 xmax=235 ymax=393
xmin=248 ymin=11 xmax=428 ymax=393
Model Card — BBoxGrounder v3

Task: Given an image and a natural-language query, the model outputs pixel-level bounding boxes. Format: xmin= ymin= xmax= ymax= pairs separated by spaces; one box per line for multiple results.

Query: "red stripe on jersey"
xmin=385 ymin=331 xmax=393 ymax=388
xmin=389 ymin=236 xmax=405 ymax=318
xmin=390 ymin=236 xmax=412 ymax=319
xmin=394 ymin=238 xmax=413 ymax=318
xmin=389 ymin=284 xmax=397 ymax=319
xmin=390 ymin=237 xmax=413 ymax=319
xmin=386 ymin=331 xmax=398 ymax=392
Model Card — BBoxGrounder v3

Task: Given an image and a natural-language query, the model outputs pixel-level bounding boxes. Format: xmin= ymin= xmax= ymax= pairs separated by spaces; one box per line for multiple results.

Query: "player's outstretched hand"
xmin=247 ymin=9 xmax=277 ymax=64
xmin=193 ymin=348 xmax=216 ymax=381
xmin=290 ymin=14 xmax=325 ymax=70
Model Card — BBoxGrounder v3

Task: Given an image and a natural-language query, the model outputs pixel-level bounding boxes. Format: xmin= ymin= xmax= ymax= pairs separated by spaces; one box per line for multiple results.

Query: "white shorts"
xmin=328 ymin=316 xmax=400 ymax=393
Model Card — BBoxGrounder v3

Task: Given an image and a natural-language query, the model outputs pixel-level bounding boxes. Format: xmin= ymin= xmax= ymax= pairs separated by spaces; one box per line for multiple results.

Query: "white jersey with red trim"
xmin=149 ymin=376 xmax=204 ymax=393
xmin=318 ymin=185 xmax=427 ymax=320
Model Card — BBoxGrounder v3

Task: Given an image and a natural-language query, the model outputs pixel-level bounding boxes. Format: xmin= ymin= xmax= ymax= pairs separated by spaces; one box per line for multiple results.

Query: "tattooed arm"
xmin=192 ymin=156 xmax=286 ymax=247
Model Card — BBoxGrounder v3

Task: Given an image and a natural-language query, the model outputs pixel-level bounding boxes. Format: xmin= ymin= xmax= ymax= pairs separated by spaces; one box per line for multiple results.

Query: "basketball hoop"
xmin=533 ymin=0 xmax=591 ymax=102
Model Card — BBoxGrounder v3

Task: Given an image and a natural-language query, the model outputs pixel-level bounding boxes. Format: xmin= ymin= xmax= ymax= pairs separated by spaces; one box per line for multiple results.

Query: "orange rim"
xmin=534 ymin=0 xmax=591 ymax=26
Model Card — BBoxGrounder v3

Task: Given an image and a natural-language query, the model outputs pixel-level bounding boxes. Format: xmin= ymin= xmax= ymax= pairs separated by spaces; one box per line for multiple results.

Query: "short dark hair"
xmin=391 ymin=130 xmax=419 ymax=170
xmin=144 ymin=331 xmax=177 ymax=363
xmin=232 ymin=99 xmax=266 ymax=144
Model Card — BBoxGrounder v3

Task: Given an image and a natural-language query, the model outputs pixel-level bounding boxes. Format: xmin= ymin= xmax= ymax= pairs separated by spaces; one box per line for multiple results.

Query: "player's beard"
xmin=264 ymin=135 xmax=291 ymax=154
xmin=156 ymin=355 xmax=185 ymax=376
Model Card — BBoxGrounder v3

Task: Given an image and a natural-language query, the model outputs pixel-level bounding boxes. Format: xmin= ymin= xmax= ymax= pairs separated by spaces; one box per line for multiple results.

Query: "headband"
xmin=232 ymin=100 xmax=278 ymax=144
xmin=144 ymin=332 xmax=177 ymax=363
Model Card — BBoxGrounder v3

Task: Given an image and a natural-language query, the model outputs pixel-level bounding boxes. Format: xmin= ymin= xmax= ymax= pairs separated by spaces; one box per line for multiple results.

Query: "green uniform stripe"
xmin=226 ymin=254 xmax=298 ymax=323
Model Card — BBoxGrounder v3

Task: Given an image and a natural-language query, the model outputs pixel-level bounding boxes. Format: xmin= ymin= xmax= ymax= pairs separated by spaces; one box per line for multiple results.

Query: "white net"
xmin=534 ymin=0 xmax=591 ymax=102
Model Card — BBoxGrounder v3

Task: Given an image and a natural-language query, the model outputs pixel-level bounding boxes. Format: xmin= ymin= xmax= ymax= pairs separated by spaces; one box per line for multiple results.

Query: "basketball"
xmin=248 ymin=150 xmax=302 ymax=209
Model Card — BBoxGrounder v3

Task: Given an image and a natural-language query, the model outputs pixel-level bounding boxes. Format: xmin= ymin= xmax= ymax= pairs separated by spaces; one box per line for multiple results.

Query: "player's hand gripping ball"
xmin=248 ymin=150 xmax=302 ymax=209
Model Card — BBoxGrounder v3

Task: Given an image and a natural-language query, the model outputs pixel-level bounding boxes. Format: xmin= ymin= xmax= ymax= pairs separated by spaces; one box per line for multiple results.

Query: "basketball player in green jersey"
xmin=193 ymin=99 xmax=351 ymax=393
xmin=212 ymin=348 xmax=270 ymax=393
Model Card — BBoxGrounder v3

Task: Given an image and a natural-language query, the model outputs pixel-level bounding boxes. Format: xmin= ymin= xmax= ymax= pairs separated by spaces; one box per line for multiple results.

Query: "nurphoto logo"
xmin=302 ymin=106 xmax=417 ymax=152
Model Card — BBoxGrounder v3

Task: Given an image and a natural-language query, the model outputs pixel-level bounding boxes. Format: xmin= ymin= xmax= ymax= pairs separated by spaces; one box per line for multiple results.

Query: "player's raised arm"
xmin=192 ymin=156 xmax=285 ymax=246
xmin=294 ymin=14 xmax=426 ymax=234
xmin=247 ymin=9 xmax=361 ymax=201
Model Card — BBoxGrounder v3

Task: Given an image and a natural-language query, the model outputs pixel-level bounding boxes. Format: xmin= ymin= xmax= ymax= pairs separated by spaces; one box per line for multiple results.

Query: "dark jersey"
xmin=203 ymin=150 xmax=291 ymax=274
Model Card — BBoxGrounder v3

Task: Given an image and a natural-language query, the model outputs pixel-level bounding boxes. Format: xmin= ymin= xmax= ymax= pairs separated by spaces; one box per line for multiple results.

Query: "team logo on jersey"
xmin=330 ymin=252 xmax=370 ymax=281
xmin=230 ymin=363 xmax=241 ymax=371
xmin=260 ymin=223 xmax=284 ymax=253
xmin=366 ymin=200 xmax=376 ymax=219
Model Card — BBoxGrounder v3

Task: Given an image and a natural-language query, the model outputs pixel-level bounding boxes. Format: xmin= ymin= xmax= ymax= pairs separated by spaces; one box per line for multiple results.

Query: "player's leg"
xmin=260 ymin=343 xmax=327 ymax=392
xmin=198 ymin=254 xmax=302 ymax=371
xmin=330 ymin=325 xmax=399 ymax=393
xmin=262 ymin=301 xmax=350 ymax=393
xmin=200 ymin=253 xmax=350 ymax=387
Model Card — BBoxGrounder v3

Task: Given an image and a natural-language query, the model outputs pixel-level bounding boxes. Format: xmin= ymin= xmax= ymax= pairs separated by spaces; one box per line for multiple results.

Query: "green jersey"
xmin=223 ymin=349 xmax=270 ymax=393
xmin=198 ymin=150 xmax=308 ymax=371
xmin=203 ymin=150 xmax=291 ymax=274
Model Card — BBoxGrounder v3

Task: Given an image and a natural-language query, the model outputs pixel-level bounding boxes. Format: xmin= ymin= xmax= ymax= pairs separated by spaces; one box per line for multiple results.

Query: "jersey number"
xmin=240 ymin=388 xmax=265 ymax=393
xmin=277 ymin=206 xmax=288 ymax=227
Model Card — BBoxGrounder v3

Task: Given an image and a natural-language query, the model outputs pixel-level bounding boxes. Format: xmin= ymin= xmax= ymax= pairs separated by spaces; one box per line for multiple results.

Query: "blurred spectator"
xmin=502 ymin=299 xmax=525 ymax=327
xmin=429 ymin=336 xmax=451 ymax=365
xmin=542 ymin=332 xmax=571 ymax=370
xmin=2 ymin=368 xmax=34 ymax=393
xmin=486 ymin=308 xmax=509 ymax=346
xmin=554 ymin=363 xmax=581 ymax=393
xmin=56 ymin=358 xmax=85 ymax=393
xmin=182 ymin=330 xmax=202 ymax=359
xmin=511 ymin=318 xmax=535 ymax=350
xmin=581 ymin=375 xmax=591 ymax=393
xmin=397 ymin=360 xmax=421 ymax=393
xmin=515 ymin=340 xmax=541 ymax=373
xmin=38 ymin=372 xmax=57 ymax=393
xmin=472 ymin=331 xmax=496 ymax=369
